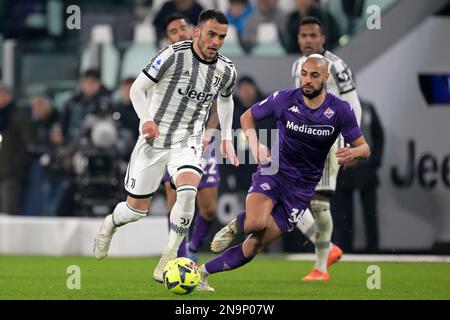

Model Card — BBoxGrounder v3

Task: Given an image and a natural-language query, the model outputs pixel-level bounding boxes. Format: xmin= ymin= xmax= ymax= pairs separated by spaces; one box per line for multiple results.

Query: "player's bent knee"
xmin=311 ymin=200 xmax=331 ymax=230
xmin=174 ymin=185 xmax=198 ymax=217
xmin=243 ymin=219 xmax=266 ymax=235
xmin=174 ymin=167 xmax=202 ymax=187
xmin=126 ymin=196 xmax=151 ymax=212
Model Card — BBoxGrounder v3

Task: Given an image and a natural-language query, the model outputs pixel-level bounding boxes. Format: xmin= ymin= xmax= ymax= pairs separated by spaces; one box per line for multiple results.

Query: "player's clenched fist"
xmin=141 ymin=120 xmax=160 ymax=140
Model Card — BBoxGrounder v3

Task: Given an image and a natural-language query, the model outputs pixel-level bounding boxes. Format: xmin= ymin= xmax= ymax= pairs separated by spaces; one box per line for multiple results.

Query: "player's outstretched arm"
xmin=240 ymin=108 xmax=271 ymax=165
xmin=130 ymin=72 xmax=159 ymax=139
xmin=217 ymin=94 xmax=238 ymax=166
xmin=336 ymin=136 xmax=371 ymax=168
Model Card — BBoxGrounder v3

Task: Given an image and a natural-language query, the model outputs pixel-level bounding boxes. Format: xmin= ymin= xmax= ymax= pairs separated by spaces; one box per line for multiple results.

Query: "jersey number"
xmin=288 ymin=208 xmax=305 ymax=224
xmin=204 ymin=157 xmax=217 ymax=175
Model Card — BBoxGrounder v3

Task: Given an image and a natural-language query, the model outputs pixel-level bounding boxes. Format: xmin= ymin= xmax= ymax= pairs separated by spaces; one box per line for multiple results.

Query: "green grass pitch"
xmin=1 ymin=255 xmax=449 ymax=300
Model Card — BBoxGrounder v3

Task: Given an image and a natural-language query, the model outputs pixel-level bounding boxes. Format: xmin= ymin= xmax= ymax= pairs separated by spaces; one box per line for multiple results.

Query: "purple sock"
xmin=189 ymin=214 xmax=214 ymax=252
xmin=204 ymin=244 xmax=254 ymax=274
xmin=177 ymin=237 xmax=187 ymax=257
xmin=236 ymin=211 xmax=246 ymax=234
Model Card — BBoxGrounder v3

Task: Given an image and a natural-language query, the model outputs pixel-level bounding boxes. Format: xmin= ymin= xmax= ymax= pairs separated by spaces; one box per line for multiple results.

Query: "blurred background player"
xmin=153 ymin=0 xmax=204 ymax=45
xmin=332 ymin=98 xmax=384 ymax=253
xmin=291 ymin=17 xmax=362 ymax=281
xmin=160 ymin=13 xmax=221 ymax=262
xmin=285 ymin=0 xmax=342 ymax=53
xmin=22 ymin=94 xmax=63 ymax=216
xmin=93 ymin=9 xmax=239 ymax=284
xmin=0 ymin=83 xmax=35 ymax=215
xmin=54 ymin=68 xmax=112 ymax=216
xmin=164 ymin=12 xmax=193 ymax=45
xmin=200 ymin=55 xmax=370 ymax=291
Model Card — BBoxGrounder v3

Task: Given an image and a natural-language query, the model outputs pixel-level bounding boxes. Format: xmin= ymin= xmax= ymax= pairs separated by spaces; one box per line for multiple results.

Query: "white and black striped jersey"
xmin=142 ymin=40 xmax=237 ymax=148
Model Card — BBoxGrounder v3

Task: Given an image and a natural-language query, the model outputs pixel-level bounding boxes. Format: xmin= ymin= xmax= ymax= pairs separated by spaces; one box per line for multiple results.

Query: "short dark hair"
xmin=165 ymin=13 xmax=190 ymax=33
xmin=197 ymin=9 xmax=228 ymax=26
xmin=82 ymin=68 xmax=101 ymax=80
xmin=299 ymin=16 xmax=324 ymax=35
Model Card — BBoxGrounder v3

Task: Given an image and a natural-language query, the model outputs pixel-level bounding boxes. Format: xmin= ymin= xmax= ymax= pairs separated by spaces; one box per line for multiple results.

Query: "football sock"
xmin=168 ymin=212 xmax=186 ymax=257
xmin=177 ymin=237 xmax=187 ymax=257
xmin=311 ymin=200 xmax=332 ymax=272
xmin=168 ymin=211 xmax=188 ymax=258
xmin=189 ymin=214 xmax=214 ymax=252
xmin=296 ymin=208 xmax=316 ymax=244
xmin=204 ymin=244 xmax=253 ymax=274
xmin=108 ymin=201 xmax=147 ymax=234
xmin=235 ymin=211 xmax=246 ymax=234
xmin=166 ymin=185 xmax=197 ymax=255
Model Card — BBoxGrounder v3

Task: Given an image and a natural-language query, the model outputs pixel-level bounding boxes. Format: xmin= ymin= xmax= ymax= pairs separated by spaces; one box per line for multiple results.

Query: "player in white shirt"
xmin=162 ymin=13 xmax=221 ymax=262
xmin=93 ymin=9 xmax=239 ymax=283
xmin=291 ymin=17 xmax=362 ymax=281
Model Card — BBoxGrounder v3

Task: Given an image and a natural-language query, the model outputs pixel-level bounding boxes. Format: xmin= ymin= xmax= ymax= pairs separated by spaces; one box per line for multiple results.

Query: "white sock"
xmin=166 ymin=185 xmax=197 ymax=256
xmin=311 ymin=200 xmax=333 ymax=272
xmin=296 ymin=208 xmax=316 ymax=244
xmin=103 ymin=201 xmax=147 ymax=235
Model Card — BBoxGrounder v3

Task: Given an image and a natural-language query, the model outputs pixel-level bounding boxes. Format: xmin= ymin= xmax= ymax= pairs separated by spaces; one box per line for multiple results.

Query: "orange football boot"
xmin=302 ymin=268 xmax=330 ymax=282
xmin=327 ymin=244 xmax=343 ymax=268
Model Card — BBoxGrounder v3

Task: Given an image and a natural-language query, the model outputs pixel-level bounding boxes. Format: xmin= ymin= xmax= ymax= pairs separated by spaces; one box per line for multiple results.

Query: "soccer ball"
xmin=163 ymin=257 xmax=200 ymax=295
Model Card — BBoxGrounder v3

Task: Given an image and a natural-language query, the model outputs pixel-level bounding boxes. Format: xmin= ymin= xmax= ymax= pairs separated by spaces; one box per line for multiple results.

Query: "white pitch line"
xmin=286 ymin=254 xmax=450 ymax=263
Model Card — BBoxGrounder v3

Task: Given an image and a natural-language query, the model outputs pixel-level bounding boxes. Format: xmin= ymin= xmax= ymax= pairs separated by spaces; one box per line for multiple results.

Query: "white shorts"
xmin=315 ymin=139 xmax=340 ymax=193
xmin=124 ymin=136 xmax=203 ymax=198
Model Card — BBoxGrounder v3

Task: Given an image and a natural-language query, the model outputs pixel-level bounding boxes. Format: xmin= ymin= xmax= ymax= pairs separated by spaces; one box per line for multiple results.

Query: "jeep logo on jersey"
xmin=178 ymin=84 xmax=213 ymax=104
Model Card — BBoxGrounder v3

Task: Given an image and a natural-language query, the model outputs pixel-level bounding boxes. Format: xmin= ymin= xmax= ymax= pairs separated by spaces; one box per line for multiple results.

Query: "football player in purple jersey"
xmin=196 ymin=54 xmax=370 ymax=291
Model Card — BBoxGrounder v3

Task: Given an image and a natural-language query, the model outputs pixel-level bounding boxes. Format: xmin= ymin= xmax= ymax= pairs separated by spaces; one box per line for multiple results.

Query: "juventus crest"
xmin=213 ymin=75 xmax=221 ymax=87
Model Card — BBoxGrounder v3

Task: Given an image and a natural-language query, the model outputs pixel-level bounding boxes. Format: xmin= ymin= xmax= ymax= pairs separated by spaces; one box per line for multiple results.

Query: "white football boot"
xmin=153 ymin=249 xmax=176 ymax=283
xmin=196 ymin=265 xmax=215 ymax=292
xmin=93 ymin=214 xmax=116 ymax=259
xmin=210 ymin=217 xmax=238 ymax=253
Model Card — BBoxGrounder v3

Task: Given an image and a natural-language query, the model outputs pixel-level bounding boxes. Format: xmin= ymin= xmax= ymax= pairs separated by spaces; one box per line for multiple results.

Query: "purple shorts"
xmin=248 ymin=168 xmax=316 ymax=232
xmin=162 ymin=147 xmax=220 ymax=190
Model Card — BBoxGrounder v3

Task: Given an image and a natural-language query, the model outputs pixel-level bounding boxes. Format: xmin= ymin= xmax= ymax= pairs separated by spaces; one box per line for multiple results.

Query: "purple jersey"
xmin=251 ymin=89 xmax=362 ymax=187
xmin=249 ymin=89 xmax=362 ymax=231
